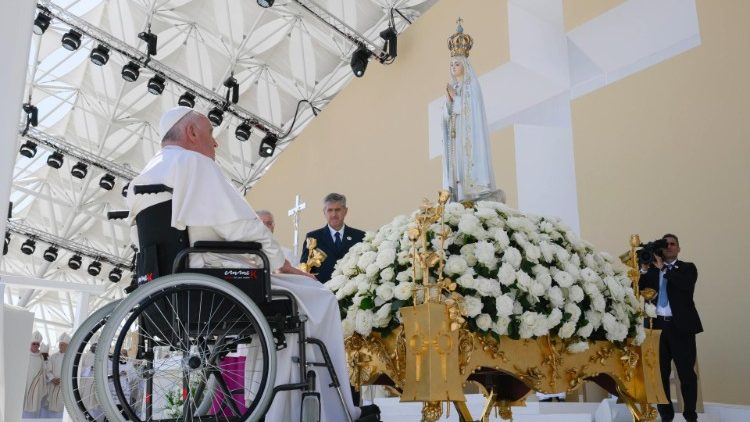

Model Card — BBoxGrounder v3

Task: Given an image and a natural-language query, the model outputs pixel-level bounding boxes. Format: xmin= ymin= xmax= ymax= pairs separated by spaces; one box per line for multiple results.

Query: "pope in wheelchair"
xmin=103 ymin=107 xmax=380 ymax=422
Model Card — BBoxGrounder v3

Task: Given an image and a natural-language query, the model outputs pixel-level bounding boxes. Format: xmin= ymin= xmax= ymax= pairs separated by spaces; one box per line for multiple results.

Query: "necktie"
xmin=334 ymin=232 xmax=342 ymax=249
xmin=657 ymin=266 xmax=670 ymax=308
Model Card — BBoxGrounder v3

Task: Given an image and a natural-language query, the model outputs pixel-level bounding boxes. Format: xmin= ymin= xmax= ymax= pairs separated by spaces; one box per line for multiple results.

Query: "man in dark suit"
xmin=300 ymin=193 xmax=365 ymax=283
xmin=639 ymin=234 xmax=702 ymax=422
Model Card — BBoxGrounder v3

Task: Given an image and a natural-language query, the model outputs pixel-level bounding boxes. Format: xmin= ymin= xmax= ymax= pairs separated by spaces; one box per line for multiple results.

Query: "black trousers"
xmin=654 ymin=317 xmax=698 ymax=421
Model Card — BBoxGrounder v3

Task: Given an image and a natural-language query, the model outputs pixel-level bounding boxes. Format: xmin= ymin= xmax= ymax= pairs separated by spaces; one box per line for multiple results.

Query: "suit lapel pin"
xmin=346 ymin=236 xmax=352 ymax=241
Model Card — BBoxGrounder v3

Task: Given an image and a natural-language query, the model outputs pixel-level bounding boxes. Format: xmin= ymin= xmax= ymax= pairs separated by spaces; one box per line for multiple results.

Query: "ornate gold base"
xmin=345 ymin=328 xmax=666 ymax=422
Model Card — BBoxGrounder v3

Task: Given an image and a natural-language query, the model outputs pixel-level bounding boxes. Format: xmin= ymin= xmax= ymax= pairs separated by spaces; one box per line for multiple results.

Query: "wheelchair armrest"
xmin=107 ymin=210 xmax=130 ymax=220
xmin=192 ymin=241 xmax=262 ymax=251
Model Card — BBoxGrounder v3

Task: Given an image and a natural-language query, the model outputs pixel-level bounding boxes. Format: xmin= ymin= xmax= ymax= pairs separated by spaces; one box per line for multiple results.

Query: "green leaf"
xmin=360 ymin=296 xmax=375 ymax=310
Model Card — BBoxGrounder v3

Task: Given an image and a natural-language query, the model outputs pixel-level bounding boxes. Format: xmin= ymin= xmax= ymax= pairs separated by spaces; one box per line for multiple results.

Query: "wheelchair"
xmin=62 ymin=184 xmax=353 ymax=422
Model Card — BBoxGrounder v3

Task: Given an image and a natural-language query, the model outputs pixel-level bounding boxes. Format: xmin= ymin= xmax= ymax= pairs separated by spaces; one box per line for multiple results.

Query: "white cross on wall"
xmin=428 ymin=0 xmax=700 ymax=234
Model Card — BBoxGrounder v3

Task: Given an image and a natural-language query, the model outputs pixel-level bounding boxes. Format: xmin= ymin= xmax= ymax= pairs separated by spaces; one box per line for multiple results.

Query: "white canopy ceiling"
xmin=2 ymin=0 xmax=437 ymax=340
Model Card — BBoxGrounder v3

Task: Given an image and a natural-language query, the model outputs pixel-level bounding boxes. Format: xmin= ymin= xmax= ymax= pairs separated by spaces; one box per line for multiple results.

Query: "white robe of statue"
xmin=127 ymin=146 xmax=360 ymax=421
xmin=441 ymin=55 xmax=504 ymax=203
xmin=23 ymin=352 xmax=47 ymax=417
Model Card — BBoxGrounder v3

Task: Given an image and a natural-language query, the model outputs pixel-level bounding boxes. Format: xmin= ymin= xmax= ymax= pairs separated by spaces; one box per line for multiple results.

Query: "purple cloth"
xmin=210 ymin=355 xmax=247 ymax=416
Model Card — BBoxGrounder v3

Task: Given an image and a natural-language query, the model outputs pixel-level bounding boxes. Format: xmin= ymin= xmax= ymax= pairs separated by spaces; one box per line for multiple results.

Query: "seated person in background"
xmin=126 ymin=106 xmax=378 ymax=421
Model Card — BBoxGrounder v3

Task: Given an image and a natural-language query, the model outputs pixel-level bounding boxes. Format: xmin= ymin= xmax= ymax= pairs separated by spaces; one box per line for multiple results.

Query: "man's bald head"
xmin=256 ymin=209 xmax=275 ymax=233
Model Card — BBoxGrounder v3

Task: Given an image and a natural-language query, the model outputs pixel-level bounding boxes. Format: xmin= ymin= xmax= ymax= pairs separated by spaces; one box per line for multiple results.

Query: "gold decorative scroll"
xmin=299 ymin=237 xmax=327 ymax=273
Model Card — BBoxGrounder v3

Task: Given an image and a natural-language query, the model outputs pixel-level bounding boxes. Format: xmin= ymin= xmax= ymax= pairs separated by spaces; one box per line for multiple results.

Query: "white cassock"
xmin=24 ymin=352 xmax=47 ymax=417
xmin=127 ymin=146 xmax=360 ymax=421
xmin=42 ymin=352 xmax=65 ymax=417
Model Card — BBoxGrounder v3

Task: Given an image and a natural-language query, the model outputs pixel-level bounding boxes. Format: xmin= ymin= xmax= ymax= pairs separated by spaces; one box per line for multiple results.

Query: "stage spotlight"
xmin=3 ymin=232 xmax=10 ymax=256
xmin=43 ymin=246 xmax=58 ymax=262
xmin=21 ymin=239 xmax=36 ymax=255
xmin=99 ymin=173 xmax=115 ymax=190
xmin=61 ymin=29 xmax=82 ymax=51
xmin=122 ymin=61 xmax=140 ymax=82
xmin=122 ymin=183 xmax=129 ymax=197
xmin=350 ymin=45 xmax=372 ymax=77
xmin=68 ymin=254 xmax=82 ymax=270
xmin=71 ymin=162 xmax=88 ymax=179
xmin=208 ymin=107 xmax=224 ymax=127
xmin=380 ymin=26 xmax=397 ymax=59
xmin=47 ymin=151 xmax=64 ymax=169
xmin=90 ymin=44 xmax=110 ymax=66
xmin=108 ymin=267 xmax=123 ymax=283
xmin=178 ymin=92 xmax=196 ymax=108
xmin=147 ymin=74 xmax=166 ymax=95
xmin=88 ymin=261 xmax=102 ymax=276
xmin=235 ymin=121 xmax=253 ymax=141
xmin=259 ymin=133 xmax=277 ymax=157
xmin=33 ymin=11 xmax=51 ymax=36
xmin=19 ymin=141 xmax=38 ymax=158
xmin=257 ymin=0 xmax=274 ymax=7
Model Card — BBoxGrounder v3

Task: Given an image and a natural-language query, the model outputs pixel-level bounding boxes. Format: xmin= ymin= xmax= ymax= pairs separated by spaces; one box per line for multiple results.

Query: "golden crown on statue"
xmin=448 ymin=18 xmax=473 ymax=57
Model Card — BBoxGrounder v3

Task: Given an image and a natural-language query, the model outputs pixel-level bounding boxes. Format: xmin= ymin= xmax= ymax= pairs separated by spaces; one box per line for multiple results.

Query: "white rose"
xmin=365 ymin=263 xmax=380 ymax=277
xmin=563 ymin=263 xmax=580 ymax=280
xmin=535 ymin=271 xmax=552 ymax=290
xmin=460 ymin=244 xmax=478 ymax=266
xmin=373 ymin=304 xmax=392 ymax=328
xmin=605 ymin=276 xmax=625 ymax=301
xmin=488 ymin=227 xmax=510 ymax=248
xmin=539 ymin=241 xmax=556 ymax=263
xmin=558 ymin=321 xmax=576 ymax=339
xmin=475 ymin=240 xmax=498 ymax=269
xmin=567 ymin=341 xmax=589 ymax=353
xmin=581 ymin=267 xmax=600 ymax=284
xmin=325 ymin=274 xmax=348 ymax=291
xmin=475 ymin=313 xmax=492 ymax=331
xmin=497 ymin=263 xmax=516 ymax=286
xmin=539 ymin=220 xmax=554 ymax=233
xmin=342 ymin=315 xmax=355 ymax=337
xmin=554 ymin=245 xmax=570 ymax=262
xmin=553 ymin=271 xmax=574 ymax=288
xmin=634 ymin=324 xmax=646 ymax=345
xmin=592 ymin=294 xmax=606 ymax=313
xmin=456 ymin=272 xmax=476 ymax=290
xmin=568 ymin=285 xmax=584 ymax=303
xmin=375 ymin=247 xmax=397 ymax=269
xmin=519 ymin=311 xmax=541 ymax=338
xmin=495 ymin=295 xmax=514 ymax=317
xmin=445 ymin=255 xmax=469 ymax=276
xmin=354 ymin=310 xmax=374 ymax=336
xmin=548 ymin=286 xmax=565 ymax=307
xmin=394 ymin=282 xmax=414 ymax=301
xmin=376 ymin=282 xmax=395 ymax=302
xmin=564 ymin=303 xmax=582 ymax=322
xmin=546 ymin=308 xmax=563 ymax=330
xmin=529 ymin=281 xmax=546 ymax=297
xmin=502 ymin=247 xmax=523 ymax=270
xmin=523 ymin=244 xmax=541 ymax=263
xmin=342 ymin=279 xmax=358 ymax=296
xmin=516 ymin=270 xmax=534 ymax=291
xmin=380 ymin=267 xmax=395 ymax=282
xmin=463 ymin=296 xmax=483 ymax=317
xmin=507 ymin=216 xmax=536 ymax=233
xmin=396 ymin=270 xmax=411 ymax=283
xmin=585 ymin=310 xmax=603 ymax=329
xmin=357 ymin=251 xmax=377 ymax=270
xmin=644 ymin=302 xmax=656 ymax=318
xmin=458 ymin=214 xmax=481 ymax=236
xmin=492 ymin=316 xmax=510 ymax=336
xmin=577 ymin=323 xmax=594 ymax=338
xmin=602 ymin=313 xmax=628 ymax=342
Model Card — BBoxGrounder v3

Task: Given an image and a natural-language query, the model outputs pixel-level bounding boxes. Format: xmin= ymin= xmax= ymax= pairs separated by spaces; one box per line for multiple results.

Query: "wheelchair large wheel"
xmin=61 ymin=300 xmax=120 ymax=421
xmin=94 ymin=273 xmax=277 ymax=421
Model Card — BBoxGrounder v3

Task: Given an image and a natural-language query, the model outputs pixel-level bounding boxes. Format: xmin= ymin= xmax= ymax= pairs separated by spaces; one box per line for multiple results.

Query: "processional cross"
xmin=288 ymin=195 xmax=306 ymax=258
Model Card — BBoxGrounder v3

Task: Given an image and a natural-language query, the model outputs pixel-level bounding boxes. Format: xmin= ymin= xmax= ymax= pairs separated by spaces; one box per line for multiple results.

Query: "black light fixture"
xmin=33 ymin=11 xmax=52 ymax=36
xmin=208 ymin=107 xmax=224 ymax=127
xmin=108 ymin=267 xmax=123 ymax=283
xmin=43 ymin=246 xmax=58 ymax=262
xmin=3 ymin=232 xmax=10 ymax=256
xmin=87 ymin=261 xmax=102 ymax=276
xmin=138 ymin=31 xmax=158 ymax=56
xmin=121 ymin=61 xmax=140 ymax=82
xmin=61 ymin=29 xmax=82 ymax=51
xmin=122 ymin=182 xmax=129 ymax=197
xmin=23 ymin=103 xmax=39 ymax=128
xmin=99 ymin=173 xmax=116 ymax=190
xmin=47 ymin=151 xmax=64 ymax=169
xmin=90 ymin=44 xmax=110 ymax=66
xmin=68 ymin=254 xmax=82 ymax=270
xmin=235 ymin=121 xmax=253 ymax=141
xmin=257 ymin=0 xmax=274 ymax=7
xmin=21 ymin=239 xmax=36 ymax=255
xmin=350 ymin=45 xmax=372 ymax=77
xmin=380 ymin=26 xmax=397 ymax=59
xmin=178 ymin=92 xmax=196 ymax=108
xmin=19 ymin=141 xmax=38 ymax=158
xmin=147 ymin=74 xmax=166 ymax=95
xmin=71 ymin=162 xmax=88 ymax=179
xmin=259 ymin=133 xmax=277 ymax=157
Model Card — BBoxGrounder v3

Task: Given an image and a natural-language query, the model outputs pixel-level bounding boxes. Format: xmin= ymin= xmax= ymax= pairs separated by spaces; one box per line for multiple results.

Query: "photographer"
xmin=638 ymin=234 xmax=703 ymax=422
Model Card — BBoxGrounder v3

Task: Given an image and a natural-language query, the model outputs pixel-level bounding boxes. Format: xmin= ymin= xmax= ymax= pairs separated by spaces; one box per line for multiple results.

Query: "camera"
xmin=637 ymin=238 xmax=669 ymax=267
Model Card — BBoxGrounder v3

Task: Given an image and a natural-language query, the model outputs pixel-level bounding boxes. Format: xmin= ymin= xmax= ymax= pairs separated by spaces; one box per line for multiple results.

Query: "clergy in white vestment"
xmin=24 ymin=331 xmax=47 ymax=418
xmin=256 ymin=209 xmax=298 ymax=263
xmin=125 ymin=106 xmax=373 ymax=421
xmin=41 ymin=332 xmax=70 ymax=418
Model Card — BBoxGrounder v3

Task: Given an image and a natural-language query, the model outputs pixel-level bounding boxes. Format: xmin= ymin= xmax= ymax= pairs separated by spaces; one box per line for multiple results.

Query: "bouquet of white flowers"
xmin=325 ymin=201 xmax=646 ymax=352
